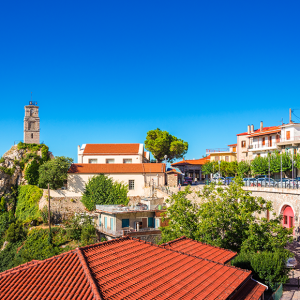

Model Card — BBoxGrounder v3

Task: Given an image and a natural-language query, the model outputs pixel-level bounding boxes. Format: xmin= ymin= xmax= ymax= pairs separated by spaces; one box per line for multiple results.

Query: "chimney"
xmin=260 ymin=121 xmax=263 ymax=131
xmin=289 ymin=108 xmax=292 ymax=123
xmin=250 ymin=124 xmax=254 ymax=133
xmin=247 ymin=125 xmax=250 ymax=134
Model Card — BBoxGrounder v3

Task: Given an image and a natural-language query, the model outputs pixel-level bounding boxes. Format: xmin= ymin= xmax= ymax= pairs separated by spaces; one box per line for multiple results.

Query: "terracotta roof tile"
xmin=237 ymin=126 xmax=280 ymax=136
xmin=0 ymin=237 xmax=266 ymax=300
xmin=68 ymin=163 xmax=166 ymax=174
xmin=160 ymin=236 xmax=237 ymax=264
xmin=171 ymin=156 xmax=210 ymax=166
xmin=231 ymin=278 xmax=267 ymax=300
xmin=228 ymin=143 xmax=237 ymax=146
xmin=83 ymin=144 xmax=140 ymax=155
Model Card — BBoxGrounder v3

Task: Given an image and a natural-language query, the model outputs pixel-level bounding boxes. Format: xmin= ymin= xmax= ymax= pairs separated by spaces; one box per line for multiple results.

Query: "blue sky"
xmin=1 ymin=1 xmax=300 ymax=162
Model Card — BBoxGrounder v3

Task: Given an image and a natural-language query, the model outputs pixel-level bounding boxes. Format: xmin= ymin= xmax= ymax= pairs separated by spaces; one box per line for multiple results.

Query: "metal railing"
xmin=98 ymin=226 xmax=159 ymax=237
xmin=279 ymin=135 xmax=300 ymax=143
xmin=206 ymin=148 xmax=230 ymax=153
xmin=96 ymin=204 xmax=158 ymax=213
xmin=248 ymin=141 xmax=277 ymax=149
xmin=157 ymin=186 xmax=175 ymax=196
xmin=242 ymin=179 xmax=300 ymax=189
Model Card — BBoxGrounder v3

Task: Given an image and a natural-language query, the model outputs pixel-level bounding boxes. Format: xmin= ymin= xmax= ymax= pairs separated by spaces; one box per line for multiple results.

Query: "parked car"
xmin=255 ymin=175 xmax=269 ymax=179
xmin=286 ymin=257 xmax=297 ymax=268
xmin=213 ymin=177 xmax=225 ymax=184
xmin=224 ymin=177 xmax=234 ymax=185
xmin=182 ymin=177 xmax=193 ymax=185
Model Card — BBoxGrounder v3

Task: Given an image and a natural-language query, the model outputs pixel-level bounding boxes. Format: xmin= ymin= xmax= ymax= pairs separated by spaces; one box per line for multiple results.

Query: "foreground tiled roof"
xmin=231 ymin=278 xmax=267 ymax=300
xmin=160 ymin=236 xmax=237 ymax=264
xmin=171 ymin=156 xmax=210 ymax=166
xmin=68 ymin=163 xmax=165 ymax=174
xmin=0 ymin=237 xmax=267 ymax=300
xmin=83 ymin=144 xmax=140 ymax=155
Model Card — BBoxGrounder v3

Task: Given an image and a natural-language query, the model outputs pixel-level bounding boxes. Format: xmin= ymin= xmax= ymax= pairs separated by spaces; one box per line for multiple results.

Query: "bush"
xmin=0 ymin=157 xmax=5 ymax=164
xmin=232 ymin=250 xmax=290 ymax=290
xmin=5 ymin=221 xmax=26 ymax=243
xmin=38 ymin=156 xmax=73 ymax=190
xmin=0 ymin=166 xmax=16 ymax=176
xmin=15 ymin=185 xmax=43 ymax=223
xmin=81 ymin=174 xmax=129 ymax=211
xmin=0 ymin=241 xmax=22 ymax=272
xmin=24 ymin=160 xmax=40 ymax=185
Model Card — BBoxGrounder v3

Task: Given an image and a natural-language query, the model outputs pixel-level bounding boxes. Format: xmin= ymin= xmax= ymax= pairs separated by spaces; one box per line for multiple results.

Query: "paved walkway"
xmin=282 ymin=241 xmax=300 ymax=299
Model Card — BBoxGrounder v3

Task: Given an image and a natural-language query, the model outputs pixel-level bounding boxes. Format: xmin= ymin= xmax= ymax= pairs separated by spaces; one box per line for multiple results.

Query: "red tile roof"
xmin=0 ymin=236 xmax=266 ymax=300
xmin=237 ymin=126 xmax=280 ymax=136
xmin=166 ymin=169 xmax=183 ymax=175
xmin=228 ymin=143 xmax=237 ymax=146
xmin=0 ymin=250 xmax=95 ymax=300
xmin=231 ymin=278 xmax=267 ymax=300
xmin=68 ymin=163 xmax=166 ymax=174
xmin=83 ymin=144 xmax=140 ymax=155
xmin=160 ymin=236 xmax=237 ymax=264
xmin=249 ymin=127 xmax=281 ymax=137
xmin=171 ymin=156 xmax=210 ymax=166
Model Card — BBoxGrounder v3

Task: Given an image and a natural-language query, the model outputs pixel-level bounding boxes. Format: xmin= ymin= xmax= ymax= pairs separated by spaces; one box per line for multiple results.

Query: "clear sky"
xmin=1 ymin=1 xmax=300 ymax=162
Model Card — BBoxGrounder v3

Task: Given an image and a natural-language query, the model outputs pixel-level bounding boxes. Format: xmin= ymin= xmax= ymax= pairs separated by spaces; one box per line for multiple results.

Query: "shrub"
xmin=5 ymin=221 xmax=26 ymax=243
xmin=24 ymin=160 xmax=40 ymax=185
xmin=81 ymin=174 xmax=129 ymax=211
xmin=0 ymin=166 xmax=16 ymax=176
xmin=38 ymin=156 xmax=73 ymax=190
xmin=15 ymin=185 xmax=43 ymax=223
xmin=0 ymin=157 xmax=4 ymax=164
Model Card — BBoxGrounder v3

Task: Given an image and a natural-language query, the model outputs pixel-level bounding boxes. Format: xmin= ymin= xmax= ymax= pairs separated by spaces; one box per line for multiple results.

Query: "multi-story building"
xmin=77 ymin=143 xmax=150 ymax=164
xmin=206 ymin=144 xmax=237 ymax=162
xmin=237 ymin=119 xmax=300 ymax=162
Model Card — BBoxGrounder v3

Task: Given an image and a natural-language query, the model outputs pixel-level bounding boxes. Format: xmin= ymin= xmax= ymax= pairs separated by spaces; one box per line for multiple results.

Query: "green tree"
xmin=251 ymin=156 xmax=268 ymax=175
xmin=237 ymin=161 xmax=251 ymax=178
xmin=201 ymin=161 xmax=217 ymax=176
xmin=161 ymin=178 xmax=292 ymax=253
xmin=144 ymin=128 xmax=188 ymax=162
xmin=270 ymin=151 xmax=292 ymax=175
xmin=220 ymin=161 xmax=238 ymax=177
xmin=38 ymin=156 xmax=73 ymax=189
xmin=5 ymin=221 xmax=26 ymax=243
xmin=24 ymin=159 xmax=40 ymax=185
xmin=81 ymin=174 xmax=129 ymax=211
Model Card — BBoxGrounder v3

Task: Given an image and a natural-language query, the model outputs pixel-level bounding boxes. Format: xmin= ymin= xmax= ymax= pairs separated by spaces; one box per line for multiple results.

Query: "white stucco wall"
xmin=82 ymin=154 xmax=143 ymax=164
xmin=67 ymin=172 xmax=165 ymax=197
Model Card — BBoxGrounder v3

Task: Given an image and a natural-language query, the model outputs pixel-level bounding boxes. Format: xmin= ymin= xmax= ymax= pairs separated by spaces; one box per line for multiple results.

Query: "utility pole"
xmin=268 ymin=154 xmax=270 ymax=186
xmin=48 ymin=183 xmax=52 ymax=243
xmin=281 ymin=154 xmax=283 ymax=186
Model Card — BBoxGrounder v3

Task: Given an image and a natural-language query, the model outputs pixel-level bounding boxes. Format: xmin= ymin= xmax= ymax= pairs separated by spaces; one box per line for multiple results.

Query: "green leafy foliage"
xmin=0 ymin=166 xmax=16 ymax=176
xmin=250 ymin=156 xmax=268 ymax=175
xmin=201 ymin=161 xmax=218 ymax=175
xmin=0 ymin=157 xmax=4 ymax=164
xmin=81 ymin=174 xmax=129 ymax=211
xmin=237 ymin=160 xmax=251 ymax=177
xmin=232 ymin=250 xmax=290 ymax=289
xmin=24 ymin=160 xmax=40 ymax=185
xmin=38 ymin=156 xmax=73 ymax=189
xmin=144 ymin=128 xmax=188 ymax=162
xmin=5 ymin=221 xmax=26 ymax=243
xmin=0 ymin=241 xmax=23 ymax=272
xmin=17 ymin=142 xmax=41 ymax=152
xmin=15 ymin=185 xmax=43 ymax=223
xmin=161 ymin=179 xmax=293 ymax=253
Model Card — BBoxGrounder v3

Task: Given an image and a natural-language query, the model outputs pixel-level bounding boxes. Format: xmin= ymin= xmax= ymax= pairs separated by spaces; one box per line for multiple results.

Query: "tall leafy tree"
xmin=237 ymin=161 xmax=251 ymax=178
xmin=145 ymin=128 xmax=188 ymax=162
xmin=38 ymin=156 xmax=73 ymax=190
xmin=81 ymin=174 xmax=129 ymax=211
xmin=201 ymin=161 xmax=218 ymax=176
xmin=251 ymin=156 xmax=268 ymax=175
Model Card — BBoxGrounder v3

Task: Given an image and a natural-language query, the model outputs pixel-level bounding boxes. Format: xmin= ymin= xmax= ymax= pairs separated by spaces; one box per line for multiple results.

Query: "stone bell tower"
xmin=24 ymin=101 xmax=40 ymax=144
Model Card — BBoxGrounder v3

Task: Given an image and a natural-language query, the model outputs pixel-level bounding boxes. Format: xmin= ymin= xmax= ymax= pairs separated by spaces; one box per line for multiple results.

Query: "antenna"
xmin=31 ymin=92 xmax=32 ymax=102
xmin=278 ymin=118 xmax=284 ymax=125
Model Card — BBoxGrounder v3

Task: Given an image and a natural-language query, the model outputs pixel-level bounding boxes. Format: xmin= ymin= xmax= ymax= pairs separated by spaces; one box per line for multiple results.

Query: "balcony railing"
xmin=279 ymin=135 xmax=300 ymax=143
xmin=248 ymin=141 xmax=277 ymax=150
xmin=97 ymin=226 xmax=158 ymax=237
xmin=206 ymin=148 xmax=230 ymax=153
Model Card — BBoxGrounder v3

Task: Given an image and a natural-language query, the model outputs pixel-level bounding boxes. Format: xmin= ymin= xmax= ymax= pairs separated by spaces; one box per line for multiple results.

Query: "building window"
xmin=104 ymin=217 xmax=107 ymax=229
xmin=31 ymin=133 xmax=33 ymax=139
xmin=106 ymin=159 xmax=115 ymax=164
xmin=155 ymin=218 xmax=160 ymax=228
xmin=123 ymin=159 xmax=132 ymax=164
xmin=284 ymin=215 xmax=287 ymax=225
xmin=241 ymin=141 xmax=246 ymax=148
xmin=110 ymin=218 xmax=114 ymax=230
xmin=262 ymin=137 xmax=265 ymax=146
xmin=122 ymin=219 xmax=129 ymax=228
xmin=128 ymin=180 xmax=135 ymax=190
xmin=215 ymin=156 xmax=219 ymax=161
xmin=286 ymin=131 xmax=290 ymax=140
xmin=89 ymin=159 xmax=97 ymax=164
xmin=148 ymin=217 xmax=154 ymax=228
xmin=225 ymin=156 xmax=229 ymax=162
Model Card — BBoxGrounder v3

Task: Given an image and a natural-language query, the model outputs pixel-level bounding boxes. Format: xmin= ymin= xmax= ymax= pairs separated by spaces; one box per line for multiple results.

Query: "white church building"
xmin=67 ymin=144 xmax=165 ymax=197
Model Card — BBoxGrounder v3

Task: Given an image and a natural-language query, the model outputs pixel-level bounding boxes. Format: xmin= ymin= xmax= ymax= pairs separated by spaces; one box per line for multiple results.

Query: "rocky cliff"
xmin=0 ymin=143 xmax=51 ymax=198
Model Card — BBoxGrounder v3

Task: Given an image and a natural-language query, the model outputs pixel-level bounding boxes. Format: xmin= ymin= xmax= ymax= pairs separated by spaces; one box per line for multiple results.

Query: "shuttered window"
xmin=286 ymin=131 xmax=290 ymax=140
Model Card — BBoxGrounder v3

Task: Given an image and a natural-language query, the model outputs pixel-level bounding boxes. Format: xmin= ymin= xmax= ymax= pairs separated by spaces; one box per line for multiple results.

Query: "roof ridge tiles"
xmin=0 ymin=248 xmax=78 ymax=279
xmin=76 ymin=248 xmax=103 ymax=300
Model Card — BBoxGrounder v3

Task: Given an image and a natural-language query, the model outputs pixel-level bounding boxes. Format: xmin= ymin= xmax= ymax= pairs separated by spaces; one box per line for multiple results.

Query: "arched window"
xmin=31 ymin=133 xmax=33 ymax=139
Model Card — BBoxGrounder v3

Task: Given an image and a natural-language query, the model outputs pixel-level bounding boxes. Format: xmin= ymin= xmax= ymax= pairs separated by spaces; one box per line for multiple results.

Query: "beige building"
xmin=67 ymin=163 xmax=165 ymax=197
xmin=206 ymin=144 xmax=237 ymax=162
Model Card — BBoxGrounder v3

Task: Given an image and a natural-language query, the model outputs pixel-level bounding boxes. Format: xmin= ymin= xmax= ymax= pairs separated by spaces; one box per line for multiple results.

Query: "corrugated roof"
xmin=83 ymin=144 xmax=140 ymax=155
xmin=0 ymin=236 xmax=266 ymax=300
xmin=159 ymin=236 xmax=237 ymax=264
xmin=68 ymin=163 xmax=165 ymax=174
